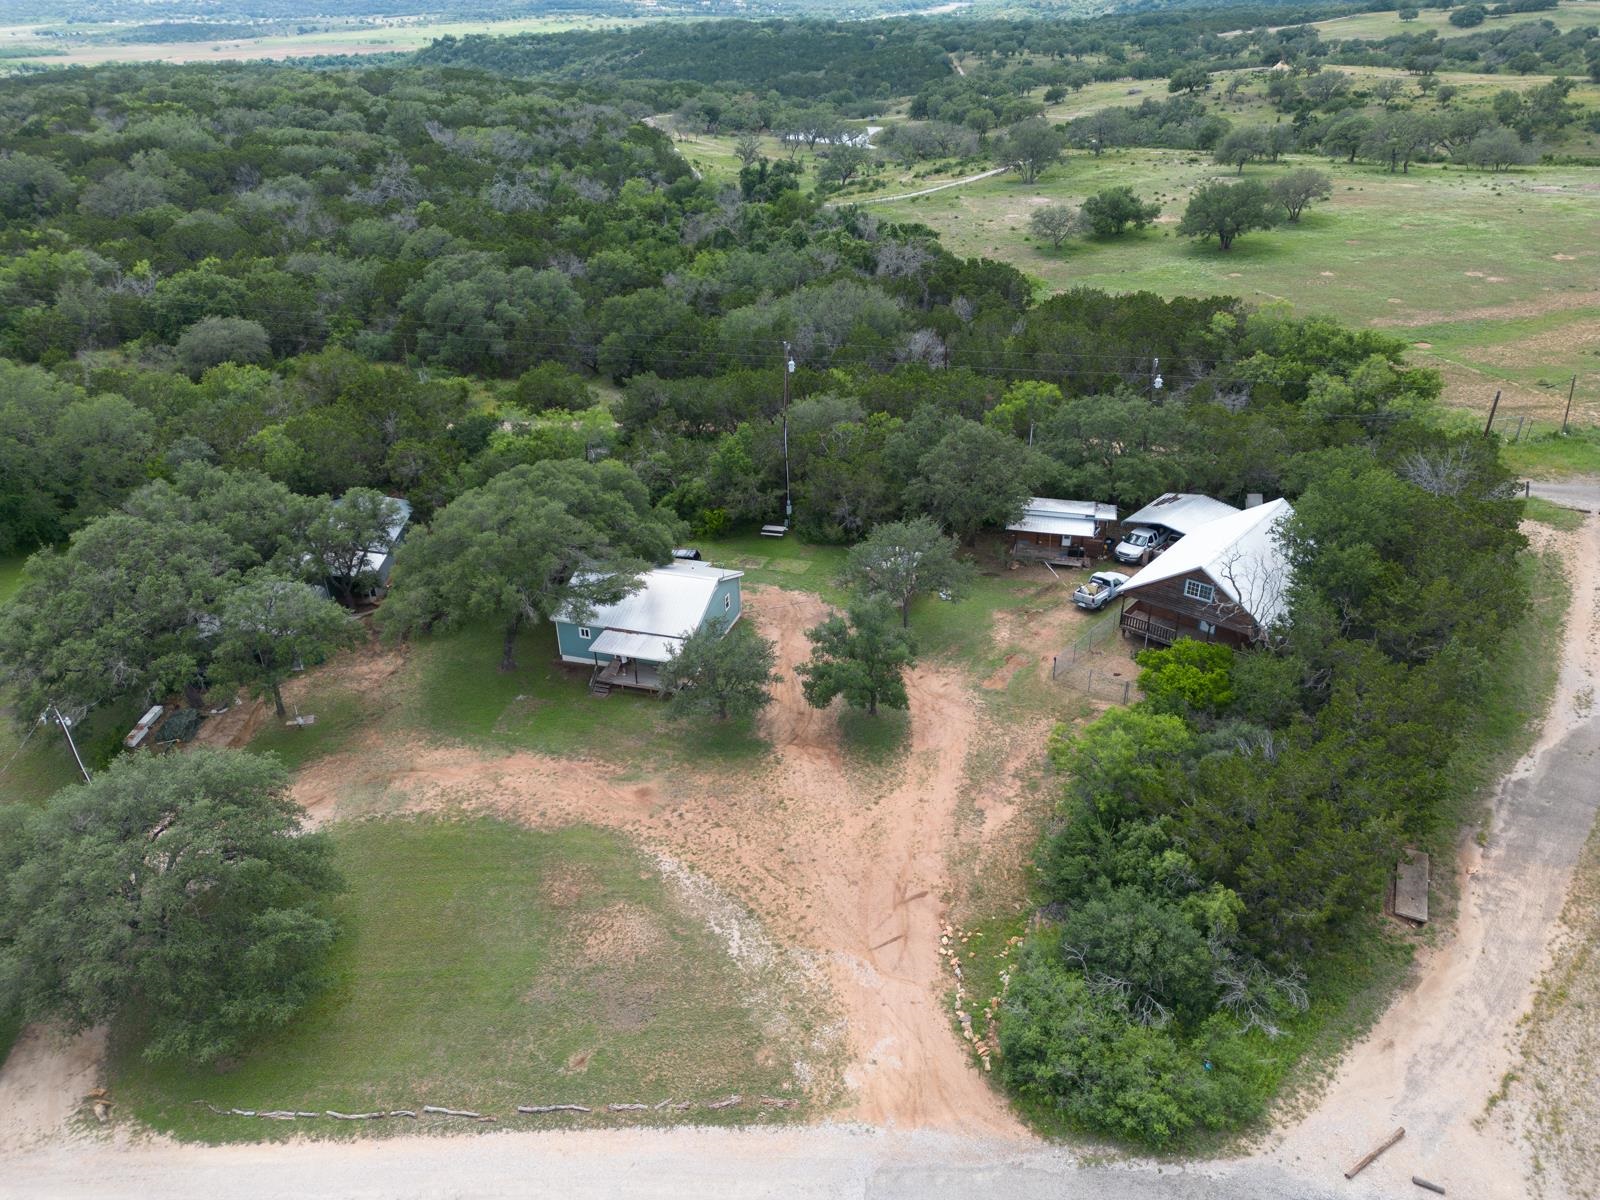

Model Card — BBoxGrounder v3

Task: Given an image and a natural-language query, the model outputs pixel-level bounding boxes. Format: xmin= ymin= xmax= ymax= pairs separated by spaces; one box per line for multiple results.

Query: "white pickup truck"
xmin=1113 ymin=526 xmax=1174 ymax=565
xmin=1072 ymin=570 xmax=1132 ymax=611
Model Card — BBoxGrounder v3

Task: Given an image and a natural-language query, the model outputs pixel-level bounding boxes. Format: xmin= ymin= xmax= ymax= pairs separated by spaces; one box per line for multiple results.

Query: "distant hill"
xmin=416 ymin=19 xmax=960 ymax=97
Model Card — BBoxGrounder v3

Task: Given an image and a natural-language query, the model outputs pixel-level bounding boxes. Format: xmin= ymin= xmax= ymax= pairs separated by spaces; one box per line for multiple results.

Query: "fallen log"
xmin=517 ymin=1104 xmax=591 ymax=1115
xmin=1345 ymin=1127 xmax=1405 ymax=1179
xmin=759 ymin=1097 xmax=798 ymax=1109
xmin=326 ymin=1110 xmax=388 ymax=1121
xmin=607 ymin=1103 xmax=648 ymax=1112
xmin=422 ymin=1105 xmax=492 ymax=1121
xmin=705 ymin=1095 xmax=742 ymax=1111
xmin=1412 ymin=1178 xmax=1446 ymax=1196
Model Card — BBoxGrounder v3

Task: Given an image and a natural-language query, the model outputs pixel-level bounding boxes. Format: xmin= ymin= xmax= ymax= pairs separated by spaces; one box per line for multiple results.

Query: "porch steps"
xmin=588 ymin=681 xmax=613 ymax=698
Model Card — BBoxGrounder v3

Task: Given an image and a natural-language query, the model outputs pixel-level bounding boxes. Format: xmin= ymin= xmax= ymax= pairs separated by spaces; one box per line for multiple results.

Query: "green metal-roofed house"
xmin=553 ymin=559 xmax=744 ymax=693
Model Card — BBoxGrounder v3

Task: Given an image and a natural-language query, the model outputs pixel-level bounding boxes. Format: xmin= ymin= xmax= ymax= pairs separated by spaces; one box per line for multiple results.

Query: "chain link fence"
xmin=1050 ymin=612 xmax=1139 ymax=706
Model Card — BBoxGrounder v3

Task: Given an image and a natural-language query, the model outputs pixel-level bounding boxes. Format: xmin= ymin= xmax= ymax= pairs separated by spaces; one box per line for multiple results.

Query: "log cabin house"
xmin=1118 ymin=498 xmax=1294 ymax=649
xmin=1006 ymin=497 xmax=1120 ymax=565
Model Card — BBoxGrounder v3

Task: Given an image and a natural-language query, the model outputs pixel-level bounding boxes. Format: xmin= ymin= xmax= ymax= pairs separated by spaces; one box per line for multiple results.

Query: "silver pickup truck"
xmin=1113 ymin=526 xmax=1174 ymax=565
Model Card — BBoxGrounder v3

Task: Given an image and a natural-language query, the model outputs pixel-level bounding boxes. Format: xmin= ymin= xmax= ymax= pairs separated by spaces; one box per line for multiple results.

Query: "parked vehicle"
xmin=1114 ymin=527 xmax=1174 ymax=564
xmin=1073 ymin=570 xmax=1132 ymax=611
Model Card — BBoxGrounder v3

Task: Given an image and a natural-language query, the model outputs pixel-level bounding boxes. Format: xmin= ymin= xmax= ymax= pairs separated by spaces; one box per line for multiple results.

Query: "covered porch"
xmin=1119 ymin=599 xmax=1181 ymax=648
xmin=587 ymin=627 xmax=682 ymax=695
xmin=1008 ymin=539 xmax=1094 ymax=567
xmin=1118 ymin=600 xmax=1251 ymax=650
xmin=592 ymin=657 xmax=665 ymax=693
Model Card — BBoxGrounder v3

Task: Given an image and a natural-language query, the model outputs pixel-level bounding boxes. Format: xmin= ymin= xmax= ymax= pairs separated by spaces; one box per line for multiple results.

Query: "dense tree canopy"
xmin=379 ymin=459 xmax=681 ymax=671
xmin=0 ymin=750 xmax=342 ymax=1064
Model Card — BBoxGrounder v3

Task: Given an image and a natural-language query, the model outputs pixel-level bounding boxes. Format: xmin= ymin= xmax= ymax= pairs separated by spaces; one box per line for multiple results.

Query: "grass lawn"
xmin=0 ymin=552 xmax=26 ymax=605
xmin=111 ymin=818 xmax=800 ymax=1142
xmin=0 ymin=693 xmax=146 ymax=809
xmin=1524 ymin=495 xmax=1588 ymax=529
xmin=698 ymin=530 xmax=850 ymax=605
xmin=873 ymin=149 xmax=1600 ymax=426
xmin=1503 ymin=426 xmax=1600 ymax=478
xmin=405 ymin=620 xmax=767 ymax=767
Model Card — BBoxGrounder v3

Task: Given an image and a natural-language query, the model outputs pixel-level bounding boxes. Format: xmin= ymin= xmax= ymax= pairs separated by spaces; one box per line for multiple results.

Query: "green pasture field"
xmin=870 ymin=149 xmax=1600 ymax=425
xmin=111 ymin=818 xmax=801 ymax=1142
xmin=1293 ymin=1 xmax=1600 ymax=42
xmin=1037 ymin=67 xmax=1600 ymax=142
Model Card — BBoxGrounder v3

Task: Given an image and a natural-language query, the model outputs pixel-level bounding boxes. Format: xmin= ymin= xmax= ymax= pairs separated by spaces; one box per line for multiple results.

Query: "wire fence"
xmin=1050 ymin=613 xmax=1139 ymax=706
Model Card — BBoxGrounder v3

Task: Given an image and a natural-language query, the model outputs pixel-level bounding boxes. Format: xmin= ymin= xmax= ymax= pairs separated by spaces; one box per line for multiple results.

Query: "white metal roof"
xmin=1007 ymin=497 xmax=1119 ymax=537
xmin=1122 ymin=492 xmax=1240 ymax=535
xmin=359 ymin=497 xmax=412 ymax=573
xmin=566 ymin=560 xmax=742 ymax=657
xmin=590 ymin=628 xmax=685 ymax=661
xmin=1121 ymin=498 xmax=1294 ymax=629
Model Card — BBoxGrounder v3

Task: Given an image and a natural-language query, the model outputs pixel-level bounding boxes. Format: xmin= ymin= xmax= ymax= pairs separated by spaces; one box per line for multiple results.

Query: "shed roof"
xmin=1121 ymin=498 xmax=1295 ymax=629
xmin=1007 ymin=497 xmax=1119 ymax=538
xmin=566 ymin=559 xmax=742 ymax=653
xmin=1122 ymin=492 xmax=1241 ymax=535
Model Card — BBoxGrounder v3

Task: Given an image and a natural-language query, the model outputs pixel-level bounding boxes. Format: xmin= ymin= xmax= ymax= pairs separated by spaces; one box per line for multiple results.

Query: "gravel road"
xmin=1529 ymin=479 xmax=1600 ymax=512
xmin=4 ymin=1126 xmax=1378 ymax=1200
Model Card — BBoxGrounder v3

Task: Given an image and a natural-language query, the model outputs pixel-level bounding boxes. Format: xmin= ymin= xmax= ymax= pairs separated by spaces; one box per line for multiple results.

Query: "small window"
xmin=723 ymin=594 xmax=732 ymax=612
xmin=1183 ymin=579 xmax=1215 ymax=604
xmin=578 ymin=626 xmax=592 ymax=640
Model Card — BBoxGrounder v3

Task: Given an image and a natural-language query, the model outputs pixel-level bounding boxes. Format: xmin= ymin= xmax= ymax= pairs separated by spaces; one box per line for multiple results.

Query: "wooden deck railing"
xmin=1119 ymin=608 xmax=1179 ymax=646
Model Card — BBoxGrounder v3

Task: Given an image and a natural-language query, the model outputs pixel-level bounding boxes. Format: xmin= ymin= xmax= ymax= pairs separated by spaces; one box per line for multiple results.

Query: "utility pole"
xmin=1483 ymin=389 xmax=1500 ymax=437
xmin=781 ymin=341 xmax=795 ymax=527
xmin=1562 ymin=374 xmax=1576 ymax=434
xmin=1150 ymin=356 xmax=1164 ymax=403
xmin=49 ymin=705 xmax=91 ymax=784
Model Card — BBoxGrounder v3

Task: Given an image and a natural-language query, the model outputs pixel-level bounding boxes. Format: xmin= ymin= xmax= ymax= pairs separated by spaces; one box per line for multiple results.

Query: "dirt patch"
xmin=1369 ymin=289 xmax=1600 ymax=328
xmin=981 ymin=653 xmax=1028 ymax=690
xmin=0 ymin=1025 xmax=106 ymax=1153
xmin=187 ymin=696 xmax=267 ymax=751
xmin=561 ymin=1049 xmax=595 ymax=1075
xmin=542 ymin=864 xmax=599 ymax=908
